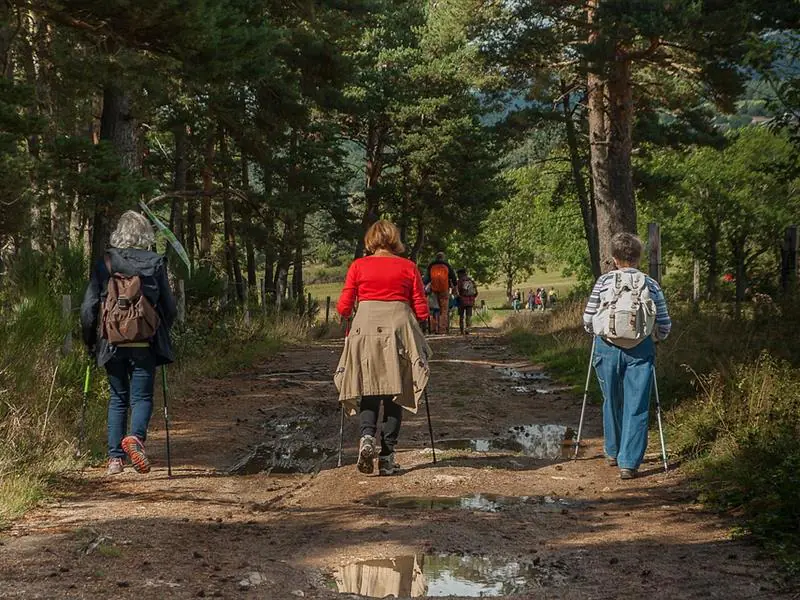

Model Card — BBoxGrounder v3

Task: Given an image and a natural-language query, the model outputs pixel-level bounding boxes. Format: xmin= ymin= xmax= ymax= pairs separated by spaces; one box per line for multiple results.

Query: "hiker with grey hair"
xmin=81 ymin=211 xmax=177 ymax=476
xmin=583 ymin=232 xmax=671 ymax=480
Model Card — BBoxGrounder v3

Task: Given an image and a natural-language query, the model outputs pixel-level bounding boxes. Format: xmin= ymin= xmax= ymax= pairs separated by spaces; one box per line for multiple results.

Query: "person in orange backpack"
xmin=425 ymin=252 xmax=457 ymax=334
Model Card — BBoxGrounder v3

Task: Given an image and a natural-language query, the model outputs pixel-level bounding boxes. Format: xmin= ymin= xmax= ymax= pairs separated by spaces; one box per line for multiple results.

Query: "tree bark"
xmin=92 ymin=84 xmax=137 ymax=265
xmin=169 ymin=123 xmax=187 ymax=246
xmin=587 ymin=1 xmax=637 ymax=273
xmin=561 ymin=82 xmax=601 ymax=278
xmin=291 ymin=213 xmax=305 ymax=303
xmin=200 ymin=134 xmax=215 ymax=262
xmin=220 ymin=132 xmax=244 ymax=303
xmin=354 ymin=119 xmax=386 ymax=258
xmin=409 ymin=216 xmax=425 ymax=263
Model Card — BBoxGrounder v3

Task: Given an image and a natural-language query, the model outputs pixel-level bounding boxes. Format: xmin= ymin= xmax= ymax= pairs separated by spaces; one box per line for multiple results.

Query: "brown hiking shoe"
xmin=357 ymin=435 xmax=377 ymax=474
xmin=619 ymin=468 xmax=637 ymax=480
xmin=121 ymin=436 xmax=151 ymax=474
xmin=106 ymin=457 xmax=125 ymax=476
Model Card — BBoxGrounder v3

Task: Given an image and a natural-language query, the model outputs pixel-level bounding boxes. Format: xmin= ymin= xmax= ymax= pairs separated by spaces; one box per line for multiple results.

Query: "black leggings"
xmin=360 ymin=395 xmax=403 ymax=456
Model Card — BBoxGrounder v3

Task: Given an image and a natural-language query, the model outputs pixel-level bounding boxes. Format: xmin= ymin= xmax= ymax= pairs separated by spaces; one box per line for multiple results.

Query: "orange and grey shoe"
xmin=106 ymin=457 xmax=125 ymax=476
xmin=357 ymin=435 xmax=377 ymax=474
xmin=121 ymin=435 xmax=151 ymax=474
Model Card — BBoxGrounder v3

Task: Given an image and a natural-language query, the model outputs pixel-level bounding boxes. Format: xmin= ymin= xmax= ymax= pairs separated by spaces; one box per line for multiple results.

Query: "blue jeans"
xmin=592 ymin=337 xmax=655 ymax=470
xmin=105 ymin=347 xmax=156 ymax=459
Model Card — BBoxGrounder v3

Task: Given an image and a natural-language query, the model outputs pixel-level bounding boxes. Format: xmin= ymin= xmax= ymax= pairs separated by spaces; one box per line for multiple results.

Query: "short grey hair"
xmin=611 ymin=232 xmax=643 ymax=266
xmin=110 ymin=211 xmax=155 ymax=250
xmin=435 ymin=251 xmax=446 ymax=261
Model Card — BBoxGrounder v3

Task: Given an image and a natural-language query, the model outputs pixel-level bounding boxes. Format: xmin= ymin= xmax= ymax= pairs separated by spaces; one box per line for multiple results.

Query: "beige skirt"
xmin=334 ymin=301 xmax=432 ymax=415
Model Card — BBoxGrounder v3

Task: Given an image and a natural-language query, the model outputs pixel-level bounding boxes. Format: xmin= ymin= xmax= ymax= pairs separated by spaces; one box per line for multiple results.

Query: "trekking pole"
xmin=337 ymin=317 xmax=351 ymax=468
xmin=651 ymin=365 xmax=669 ymax=473
xmin=77 ymin=360 xmax=92 ymax=456
xmin=161 ymin=366 xmax=173 ymax=478
xmin=423 ymin=387 xmax=436 ymax=465
xmin=573 ymin=337 xmax=596 ymax=459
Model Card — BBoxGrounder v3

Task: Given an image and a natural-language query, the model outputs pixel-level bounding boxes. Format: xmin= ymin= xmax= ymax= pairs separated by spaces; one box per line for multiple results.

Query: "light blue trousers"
xmin=592 ymin=336 xmax=655 ymax=470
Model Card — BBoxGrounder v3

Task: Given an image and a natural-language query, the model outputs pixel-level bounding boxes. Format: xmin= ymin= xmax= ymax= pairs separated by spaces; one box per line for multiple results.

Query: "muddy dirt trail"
xmin=0 ymin=330 xmax=793 ymax=599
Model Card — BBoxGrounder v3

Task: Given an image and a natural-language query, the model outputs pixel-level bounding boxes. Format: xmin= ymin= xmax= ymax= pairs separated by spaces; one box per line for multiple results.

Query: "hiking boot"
xmin=357 ymin=435 xmax=377 ymax=474
xmin=619 ymin=468 xmax=637 ymax=480
xmin=121 ymin=435 xmax=151 ymax=474
xmin=378 ymin=453 xmax=401 ymax=476
xmin=106 ymin=457 xmax=125 ymax=476
xmin=606 ymin=457 xmax=618 ymax=467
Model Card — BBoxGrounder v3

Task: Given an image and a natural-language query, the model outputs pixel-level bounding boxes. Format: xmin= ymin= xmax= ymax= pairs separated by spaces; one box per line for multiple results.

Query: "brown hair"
xmin=364 ymin=220 xmax=405 ymax=255
xmin=611 ymin=232 xmax=643 ymax=266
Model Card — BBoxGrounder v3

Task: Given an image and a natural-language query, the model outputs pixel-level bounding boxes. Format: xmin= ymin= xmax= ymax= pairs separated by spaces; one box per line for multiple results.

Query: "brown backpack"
xmin=101 ymin=255 xmax=160 ymax=345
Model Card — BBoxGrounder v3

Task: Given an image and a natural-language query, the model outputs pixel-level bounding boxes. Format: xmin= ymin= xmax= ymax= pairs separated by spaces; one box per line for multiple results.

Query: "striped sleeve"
xmin=583 ymin=274 xmax=612 ymax=334
xmin=646 ymin=277 xmax=672 ymax=340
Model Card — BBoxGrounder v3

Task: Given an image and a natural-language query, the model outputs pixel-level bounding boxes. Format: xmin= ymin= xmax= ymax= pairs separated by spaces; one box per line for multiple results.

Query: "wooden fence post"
xmin=62 ymin=295 xmax=72 ymax=355
xmin=781 ymin=225 xmax=798 ymax=292
xmin=648 ymin=223 xmax=662 ymax=284
xmin=307 ymin=292 xmax=312 ymax=320
xmin=325 ymin=296 xmax=331 ymax=324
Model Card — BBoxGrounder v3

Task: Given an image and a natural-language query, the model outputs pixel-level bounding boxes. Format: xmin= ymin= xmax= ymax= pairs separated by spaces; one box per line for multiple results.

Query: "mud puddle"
xmin=359 ymin=493 xmax=578 ymax=513
xmin=228 ymin=413 xmax=336 ymax=474
xmin=431 ymin=424 xmax=581 ymax=460
xmin=494 ymin=366 xmax=551 ymax=381
xmin=330 ymin=553 xmax=567 ymax=597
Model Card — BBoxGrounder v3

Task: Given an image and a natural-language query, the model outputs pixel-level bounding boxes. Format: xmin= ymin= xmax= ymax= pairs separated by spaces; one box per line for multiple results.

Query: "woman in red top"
xmin=334 ymin=220 xmax=431 ymax=476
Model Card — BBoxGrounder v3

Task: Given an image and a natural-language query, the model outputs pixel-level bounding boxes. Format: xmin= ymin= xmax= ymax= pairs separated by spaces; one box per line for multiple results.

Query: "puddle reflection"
xmin=432 ymin=424 xmax=580 ymax=460
xmin=360 ymin=493 xmax=576 ymax=513
xmin=333 ymin=554 xmax=542 ymax=597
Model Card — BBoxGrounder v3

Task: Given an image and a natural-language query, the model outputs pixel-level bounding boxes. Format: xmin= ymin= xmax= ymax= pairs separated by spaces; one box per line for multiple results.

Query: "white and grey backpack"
xmin=592 ymin=271 xmax=656 ymax=348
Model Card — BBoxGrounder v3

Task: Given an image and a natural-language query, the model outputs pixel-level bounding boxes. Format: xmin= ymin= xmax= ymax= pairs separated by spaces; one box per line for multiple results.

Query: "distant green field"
xmin=307 ymin=272 xmax=577 ymax=310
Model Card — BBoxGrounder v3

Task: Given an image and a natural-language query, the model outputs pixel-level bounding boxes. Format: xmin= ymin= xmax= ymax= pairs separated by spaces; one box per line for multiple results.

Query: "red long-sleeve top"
xmin=337 ymin=255 xmax=430 ymax=321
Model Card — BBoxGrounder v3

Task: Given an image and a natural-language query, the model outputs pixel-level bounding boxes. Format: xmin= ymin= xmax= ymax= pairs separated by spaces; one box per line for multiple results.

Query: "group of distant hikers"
xmin=82 ymin=214 xmax=669 ymax=482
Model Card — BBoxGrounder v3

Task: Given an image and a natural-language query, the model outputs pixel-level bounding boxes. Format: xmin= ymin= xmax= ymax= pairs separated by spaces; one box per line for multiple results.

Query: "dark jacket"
xmin=425 ymin=260 xmax=457 ymax=288
xmin=80 ymin=248 xmax=178 ymax=367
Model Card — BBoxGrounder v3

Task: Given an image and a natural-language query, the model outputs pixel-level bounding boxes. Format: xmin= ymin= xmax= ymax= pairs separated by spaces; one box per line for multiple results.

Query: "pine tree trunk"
xmin=562 ymin=83 xmax=601 ymax=278
xmin=354 ymin=119 xmax=385 ymax=258
xmin=200 ymin=134 xmax=215 ymax=262
xmin=170 ymin=123 xmax=187 ymax=245
xmin=409 ymin=216 xmax=425 ymax=263
xmin=291 ymin=214 xmax=305 ymax=303
xmin=220 ymin=133 xmax=244 ymax=303
xmin=186 ymin=200 xmax=197 ymax=265
xmin=92 ymin=84 xmax=137 ymax=265
xmin=587 ymin=2 xmax=636 ymax=273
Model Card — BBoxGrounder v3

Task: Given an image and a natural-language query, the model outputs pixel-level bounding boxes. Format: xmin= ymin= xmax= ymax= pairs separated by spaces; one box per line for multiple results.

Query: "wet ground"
xmin=0 ymin=330 xmax=795 ymax=599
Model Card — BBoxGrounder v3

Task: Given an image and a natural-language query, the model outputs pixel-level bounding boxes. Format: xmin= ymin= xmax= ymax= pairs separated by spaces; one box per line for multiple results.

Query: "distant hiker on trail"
xmin=527 ymin=289 xmax=535 ymax=311
xmin=549 ymin=287 xmax=558 ymax=308
xmin=538 ymin=287 xmax=547 ymax=311
xmin=512 ymin=289 xmax=522 ymax=312
xmin=426 ymin=252 xmax=457 ymax=334
xmin=456 ymin=268 xmax=478 ymax=335
xmin=583 ymin=233 xmax=672 ymax=480
xmin=423 ymin=278 xmax=439 ymax=334
xmin=335 ymin=220 xmax=432 ymax=476
xmin=81 ymin=211 xmax=177 ymax=476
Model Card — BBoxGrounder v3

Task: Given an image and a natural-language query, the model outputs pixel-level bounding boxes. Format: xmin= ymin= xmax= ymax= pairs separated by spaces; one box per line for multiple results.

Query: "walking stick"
xmin=573 ymin=337 xmax=596 ymax=459
xmin=161 ymin=366 xmax=173 ymax=477
xmin=77 ymin=361 xmax=92 ymax=456
xmin=423 ymin=387 xmax=436 ymax=465
xmin=652 ymin=365 xmax=669 ymax=472
xmin=337 ymin=317 xmax=351 ymax=468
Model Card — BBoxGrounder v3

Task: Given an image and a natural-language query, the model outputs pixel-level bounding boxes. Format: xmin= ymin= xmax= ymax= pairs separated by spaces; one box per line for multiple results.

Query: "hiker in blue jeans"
xmin=81 ymin=211 xmax=177 ymax=476
xmin=582 ymin=233 xmax=671 ymax=480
